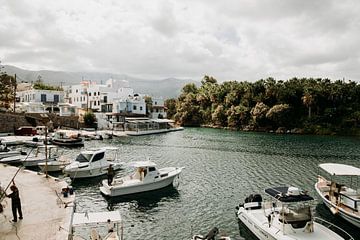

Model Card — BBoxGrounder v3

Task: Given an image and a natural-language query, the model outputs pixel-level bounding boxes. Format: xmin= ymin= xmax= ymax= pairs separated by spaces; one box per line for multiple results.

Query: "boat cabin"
xmin=75 ymin=147 xmax=119 ymax=164
xmin=265 ymin=186 xmax=314 ymax=229
xmin=128 ymin=161 xmax=159 ymax=182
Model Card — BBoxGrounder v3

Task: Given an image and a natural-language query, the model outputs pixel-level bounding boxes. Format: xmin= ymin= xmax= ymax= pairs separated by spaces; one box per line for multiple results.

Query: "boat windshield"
xmin=76 ymin=153 xmax=92 ymax=163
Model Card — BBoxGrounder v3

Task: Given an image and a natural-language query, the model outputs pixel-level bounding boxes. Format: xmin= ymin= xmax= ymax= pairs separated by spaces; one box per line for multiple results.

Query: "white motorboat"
xmin=236 ymin=186 xmax=353 ymax=240
xmin=0 ymin=145 xmax=59 ymax=167
xmin=100 ymin=161 xmax=184 ymax=197
xmin=315 ymin=163 xmax=360 ymax=228
xmin=69 ymin=210 xmax=123 ymax=240
xmin=0 ymin=146 xmax=26 ymax=161
xmin=191 ymin=227 xmax=231 ymax=240
xmin=63 ymin=147 xmax=123 ymax=179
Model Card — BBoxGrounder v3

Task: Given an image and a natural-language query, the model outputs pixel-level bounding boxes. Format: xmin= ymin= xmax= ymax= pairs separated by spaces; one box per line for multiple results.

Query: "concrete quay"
xmin=0 ymin=164 xmax=75 ymax=240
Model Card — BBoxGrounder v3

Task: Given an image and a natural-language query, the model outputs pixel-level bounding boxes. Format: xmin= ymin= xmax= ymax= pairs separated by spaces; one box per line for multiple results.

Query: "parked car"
xmin=15 ymin=126 xmax=37 ymax=136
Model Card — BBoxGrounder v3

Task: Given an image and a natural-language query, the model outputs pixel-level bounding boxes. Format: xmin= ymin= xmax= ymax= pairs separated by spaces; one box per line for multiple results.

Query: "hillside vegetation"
xmin=169 ymin=76 xmax=360 ymax=135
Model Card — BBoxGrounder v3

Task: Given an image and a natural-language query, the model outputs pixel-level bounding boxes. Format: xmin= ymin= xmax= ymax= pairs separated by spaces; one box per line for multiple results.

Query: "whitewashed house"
xmin=151 ymin=97 xmax=167 ymax=119
xmin=17 ymin=89 xmax=64 ymax=113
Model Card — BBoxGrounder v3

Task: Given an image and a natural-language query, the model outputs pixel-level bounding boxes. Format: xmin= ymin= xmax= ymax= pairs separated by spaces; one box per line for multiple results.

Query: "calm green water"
xmin=69 ymin=128 xmax=360 ymax=240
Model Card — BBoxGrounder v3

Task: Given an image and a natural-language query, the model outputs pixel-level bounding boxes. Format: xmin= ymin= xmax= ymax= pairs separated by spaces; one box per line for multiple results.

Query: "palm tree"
xmin=302 ymin=93 xmax=314 ymax=119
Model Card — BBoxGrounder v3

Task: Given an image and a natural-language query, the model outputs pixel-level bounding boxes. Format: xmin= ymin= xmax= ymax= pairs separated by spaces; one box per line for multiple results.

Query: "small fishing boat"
xmin=69 ymin=210 xmax=123 ymax=240
xmin=315 ymin=163 xmax=360 ymax=228
xmin=63 ymin=147 xmax=123 ymax=179
xmin=236 ymin=186 xmax=353 ymax=240
xmin=191 ymin=227 xmax=231 ymax=240
xmin=0 ymin=145 xmax=26 ymax=161
xmin=51 ymin=130 xmax=84 ymax=147
xmin=0 ymin=145 xmax=59 ymax=167
xmin=100 ymin=161 xmax=184 ymax=197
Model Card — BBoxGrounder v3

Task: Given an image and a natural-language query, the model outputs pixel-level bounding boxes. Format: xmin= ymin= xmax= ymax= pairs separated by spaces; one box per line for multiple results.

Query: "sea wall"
xmin=0 ymin=112 xmax=80 ymax=133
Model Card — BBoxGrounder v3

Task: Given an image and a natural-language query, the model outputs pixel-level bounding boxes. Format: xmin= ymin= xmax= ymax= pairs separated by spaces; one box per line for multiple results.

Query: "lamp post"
xmin=44 ymin=119 xmax=53 ymax=178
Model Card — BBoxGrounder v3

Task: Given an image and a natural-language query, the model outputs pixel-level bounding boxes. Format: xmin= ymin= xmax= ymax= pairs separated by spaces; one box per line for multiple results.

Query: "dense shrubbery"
xmin=167 ymin=76 xmax=360 ymax=135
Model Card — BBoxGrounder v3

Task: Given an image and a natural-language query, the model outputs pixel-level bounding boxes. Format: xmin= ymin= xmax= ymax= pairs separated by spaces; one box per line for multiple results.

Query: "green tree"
xmin=165 ymin=98 xmax=177 ymax=119
xmin=84 ymin=111 xmax=96 ymax=127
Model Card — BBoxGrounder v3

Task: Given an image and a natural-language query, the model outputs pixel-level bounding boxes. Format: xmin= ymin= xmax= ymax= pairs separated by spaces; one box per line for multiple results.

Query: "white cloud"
xmin=1 ymin=0 xmax=360 ymax=82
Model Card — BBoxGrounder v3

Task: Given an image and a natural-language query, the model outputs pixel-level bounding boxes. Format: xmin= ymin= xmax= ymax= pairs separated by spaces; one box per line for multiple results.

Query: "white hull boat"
xmin=315 ymin=163 xmax=360 ymax=228
xmin=236 ymin=186 xmax=353 ymax=240
xmin=63 ymin=147 xmax=123 ymax=179
xmin=0 ymin=150 xmax=27 ymax=162
xmin=100 ymin=161 xmax=183 ymax=197
xmin=4 ymin=145 xmax=59 ymax=167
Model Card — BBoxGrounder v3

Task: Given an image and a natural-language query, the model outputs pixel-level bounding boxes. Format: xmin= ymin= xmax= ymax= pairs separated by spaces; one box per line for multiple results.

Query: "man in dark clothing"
xmin=107 ymin=165 xmax=115 ymax=185
xmin=7 ymin=185 xmax=23 ymax=222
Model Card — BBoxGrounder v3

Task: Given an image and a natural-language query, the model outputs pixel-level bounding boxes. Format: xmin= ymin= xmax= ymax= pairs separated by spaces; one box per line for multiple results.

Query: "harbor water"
xmin=65 ymin=128 xmax=360 ymax=240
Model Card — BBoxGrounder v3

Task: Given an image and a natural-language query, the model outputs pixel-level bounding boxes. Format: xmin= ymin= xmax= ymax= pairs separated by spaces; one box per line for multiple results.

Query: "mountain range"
xmin=2 ymin=65 xmax=198 ymax=98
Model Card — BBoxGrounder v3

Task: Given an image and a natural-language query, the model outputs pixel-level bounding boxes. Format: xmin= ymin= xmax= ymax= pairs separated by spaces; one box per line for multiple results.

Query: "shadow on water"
xmin=105 ymin=185 xmax=180 ymax=211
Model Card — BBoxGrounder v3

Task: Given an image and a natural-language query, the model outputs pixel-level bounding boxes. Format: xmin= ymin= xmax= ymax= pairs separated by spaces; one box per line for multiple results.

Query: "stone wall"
xmin=0 ymin=113 xmax=80 ymax=133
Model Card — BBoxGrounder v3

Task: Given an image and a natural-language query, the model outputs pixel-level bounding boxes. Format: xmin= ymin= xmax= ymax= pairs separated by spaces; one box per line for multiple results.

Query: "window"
xmin=140 ymin=106 xmax=143 ymax=111
xmin=149 ymin=167 xmax=156 ymax=172
xmin=76 ymin=89 xmax=78 ymax=93
xmin=41 ymin=94 xmax=47 ymax=102
xmin=98 ymin=101 xmax=100 ymax=105
xmin=133 ymin=105 xmax=137 ymax=110
xmin=94 ymin=101 xmax=97 ymax=106
xmin=54 ymin=95 xmax=59 ymax=103
xmin=94 ymin=92 xmax=96 ymax=96
xmin=92 ymin=152 xmax=105 ymax=162
xmin=155 ymin=101 xmax=157 ymax=105
xmin=98 ymin=92 xmax=100 ymax=96
xmin=89 ymin=92 xmax=91 ymax=96
xmin=103 ymin=96 xmax=107 ymax=103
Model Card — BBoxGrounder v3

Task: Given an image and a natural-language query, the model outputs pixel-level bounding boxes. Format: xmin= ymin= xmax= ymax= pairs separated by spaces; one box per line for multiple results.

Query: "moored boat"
xmin=100 ymin=161 xmax=184 ymax=197
xmin=236 ymin=186 xmax=353 ymax=240
xmin=315 ymin=163 xmax=360 ymax=228
xmin=63 ymin=147 xmax=123 ymax=179
xmin=51 ymin=130 xmax=84 ymax=147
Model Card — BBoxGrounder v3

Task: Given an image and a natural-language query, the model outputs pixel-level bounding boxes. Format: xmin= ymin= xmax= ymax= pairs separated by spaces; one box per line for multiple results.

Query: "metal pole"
xmin=13 ymin=74 xmax=16 ymax=112
xmin=45 ymin=126 xmax=48 ymax=178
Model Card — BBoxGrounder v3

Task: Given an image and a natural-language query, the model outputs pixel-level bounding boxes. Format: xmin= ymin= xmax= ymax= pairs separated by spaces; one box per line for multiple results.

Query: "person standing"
xmin=6 ymin=185 xmax=23 ymax=222
xmin=107 ymin=165 xmax=115 ymax=185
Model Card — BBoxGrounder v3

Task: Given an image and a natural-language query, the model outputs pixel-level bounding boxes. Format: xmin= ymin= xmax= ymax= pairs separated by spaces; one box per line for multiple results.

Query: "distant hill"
xmin=2 ymin=65 xmax=199 ymax=98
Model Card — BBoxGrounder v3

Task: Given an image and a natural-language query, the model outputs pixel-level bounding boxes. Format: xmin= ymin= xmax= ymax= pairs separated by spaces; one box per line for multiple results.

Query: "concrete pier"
xmin=0 ymin=164 xmax=75 ymax=240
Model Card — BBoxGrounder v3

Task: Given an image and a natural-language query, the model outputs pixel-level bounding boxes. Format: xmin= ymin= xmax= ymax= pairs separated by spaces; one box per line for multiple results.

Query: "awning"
xmin=151 ymin=119 xmax=174 ymax=123
xmin=319 ymin=163 xmax=360 ymax=176
xmin=128 ymin=161 xmax=156 ymax=168
xmin=265 ymin=186 xmax=313 ymax=202
xmin=72 ymin=211 xmax=122 ymax=226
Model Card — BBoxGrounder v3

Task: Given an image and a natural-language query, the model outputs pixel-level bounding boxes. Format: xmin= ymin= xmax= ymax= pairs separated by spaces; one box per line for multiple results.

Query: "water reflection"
xmin=106 ymin=185 xmax=180 ymax=212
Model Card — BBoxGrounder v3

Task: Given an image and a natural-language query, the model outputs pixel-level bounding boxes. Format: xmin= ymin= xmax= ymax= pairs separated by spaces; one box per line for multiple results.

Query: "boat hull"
xmin=314 ymin=178 xmax=360 ymax=228
xmin=51 ymin=138 xmax=84 ymax=147
xmin=125 ymin=127 xmax=184 ymax=136
xmin=100 ymin=170 xmax=181 ymax=197
xmin=38 ymin=162 xmax=69 ymax=172
xmin=64 ymin=162 xmax=122 ymax=179
xmin=237 ymin=205 xmax=345 ymax=240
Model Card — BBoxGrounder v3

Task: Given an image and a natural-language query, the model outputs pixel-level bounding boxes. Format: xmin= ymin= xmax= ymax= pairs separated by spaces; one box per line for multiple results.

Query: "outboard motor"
xmin=193 ymin=227 xmax=219 ymax=240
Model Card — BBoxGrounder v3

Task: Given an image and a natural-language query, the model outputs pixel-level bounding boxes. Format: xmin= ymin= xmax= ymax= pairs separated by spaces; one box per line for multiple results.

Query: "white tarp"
xmin=72 ymin=211 xmax=122 ymax=226
xmin=319 ymin=163 xmax=360 ymax=176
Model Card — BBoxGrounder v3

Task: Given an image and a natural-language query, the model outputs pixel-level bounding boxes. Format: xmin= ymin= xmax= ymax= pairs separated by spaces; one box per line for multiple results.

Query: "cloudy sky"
xmin=1 ymin=0 xmax=359 ymax=82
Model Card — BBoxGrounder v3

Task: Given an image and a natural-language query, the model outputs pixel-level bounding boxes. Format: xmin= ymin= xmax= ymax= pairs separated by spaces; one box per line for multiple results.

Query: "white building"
xmin=151 ymin=97 xmax=167 ymax=119
xmin=68 ymin=79 xmax=146 ymax=115
xmin=17 ymin=89 xmax=64 ymax=113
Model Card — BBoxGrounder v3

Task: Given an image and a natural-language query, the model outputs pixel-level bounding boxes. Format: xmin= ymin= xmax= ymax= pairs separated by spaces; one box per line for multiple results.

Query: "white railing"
xmin=313 ymin=217 xmax=354 ymax=240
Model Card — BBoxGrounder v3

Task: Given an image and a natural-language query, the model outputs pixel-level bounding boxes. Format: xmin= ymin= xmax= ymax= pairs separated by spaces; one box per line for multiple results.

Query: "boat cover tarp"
xmin=72 ymin=211 xmax=122 ymax=226
xmin=265 ymin=186 xmax=313 ymax=202
xmin=319 ymin=163 xmax=360 ymax=176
